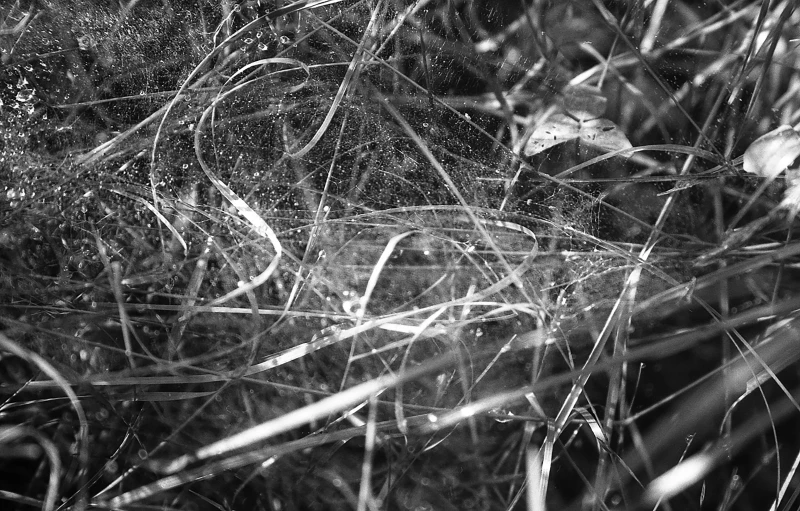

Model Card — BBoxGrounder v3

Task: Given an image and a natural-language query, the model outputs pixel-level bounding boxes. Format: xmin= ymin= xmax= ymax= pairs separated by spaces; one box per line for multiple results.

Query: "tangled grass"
xmin=2 ymin=1 xmax=800 ymax=510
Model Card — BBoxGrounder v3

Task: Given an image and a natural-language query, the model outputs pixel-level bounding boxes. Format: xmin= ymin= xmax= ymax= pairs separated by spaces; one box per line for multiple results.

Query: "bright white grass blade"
xmin=110 ymin=261 xmax=137 ymax=369
xmin=357 ymin=394 xmax=380 ymax=511
xmin=641 ymin=384 xmax=800 ymax=507
xmin=630 ymin=318 xmax=800 ymax=505
xmin=770 ymin=446 xmax=800 ymax=511
xmin=193 ymin=112 xmax=283 ymax=308
xmin=141 ymin=0 xmax=339 ymax=187
xmin=526 ymin=445 xmax=546 ymax=511
xmin=104 ymin=417 xmax=433 ymax=506
xmin=642 ymin=452 xmax=714 ymax=505
xmin=358 ymin=230 xmax=417 ymax=320
xmin=551 ymin=262 xmax=644 ymax=433
xmin=640 ymin=0 xmax=669 ymax=53
xmin=157 ymin=352 xmax=458 ymax=474
xmin=536 ymin=422 xmax=555 ymax=510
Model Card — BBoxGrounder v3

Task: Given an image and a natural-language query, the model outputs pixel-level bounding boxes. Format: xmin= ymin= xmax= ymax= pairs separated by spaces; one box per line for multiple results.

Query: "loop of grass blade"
xmin=193 ymin=105 xmax=282 ymax=309
xmin=0 ymin=333 xmax=89 ymax=511
xmin=287 ymin=0 xmax=383 ymax=159
xmin=0 ymin=425 xmax=60 ymax=511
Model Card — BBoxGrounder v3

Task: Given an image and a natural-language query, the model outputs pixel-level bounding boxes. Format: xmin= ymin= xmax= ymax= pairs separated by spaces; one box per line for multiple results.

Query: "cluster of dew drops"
xmin=2 ymin=72 xmax=41 ymax=209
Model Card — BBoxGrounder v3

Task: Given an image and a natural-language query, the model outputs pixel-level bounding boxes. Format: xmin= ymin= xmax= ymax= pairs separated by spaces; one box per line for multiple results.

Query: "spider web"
xmin=0 ymin=0 xmax=691 ymax=340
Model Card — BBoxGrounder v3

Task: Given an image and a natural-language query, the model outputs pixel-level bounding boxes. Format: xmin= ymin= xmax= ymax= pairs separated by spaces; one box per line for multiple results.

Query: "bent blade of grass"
xmin=0 ymin=332 xmax=89 ymax=511
xmin=526 ymin=444 xmax=546 ymax=511
xmin=287 ymin=0 xmax=383 ymax=159
xmin=193 ymin=106 xmax=282 ymax=308
xmin=357 ymin=394 xmax=380 ymax=511
xmin=168 ymin=237 xmax=214 ymax=358
xmin=770 ymin=445 xmax=800 ymax=511
xmin=0 ymin=426 xmax=61 ymax=511
xmin=109 ymin=261 xmax=137 ymax=369
xmin=219 ymin=57 xmax=311 ymax=95
xmin=124 ymin=191 xmax=188 ymax=256
xmin=146 ymin=5 xmax=289 ymax=196
xmin=394 ymin=306 xmax=449 ymax=434
xmin=358 ymin=230 xmax=418 ymax=320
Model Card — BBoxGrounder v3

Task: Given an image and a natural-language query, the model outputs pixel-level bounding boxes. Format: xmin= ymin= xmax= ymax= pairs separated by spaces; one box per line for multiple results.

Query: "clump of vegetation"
xmin=2 ymin=1 xmax=800 ymax=510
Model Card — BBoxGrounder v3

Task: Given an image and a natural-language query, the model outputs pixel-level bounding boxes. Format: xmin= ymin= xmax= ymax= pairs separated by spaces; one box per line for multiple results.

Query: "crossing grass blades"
xmin=2 ymin=1 xmax=800 ymax=510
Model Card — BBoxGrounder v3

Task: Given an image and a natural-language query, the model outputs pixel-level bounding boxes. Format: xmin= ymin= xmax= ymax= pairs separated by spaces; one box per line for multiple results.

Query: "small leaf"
xmin=577 ymin=117 xmax=632 ymax=153
xmin=525 ymin=114 xmax=579 ymax=154
xmin=743 ymin=125 xmax=800 ymax=178
xmin=524 ymin=113 xmax=632 ymax=157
